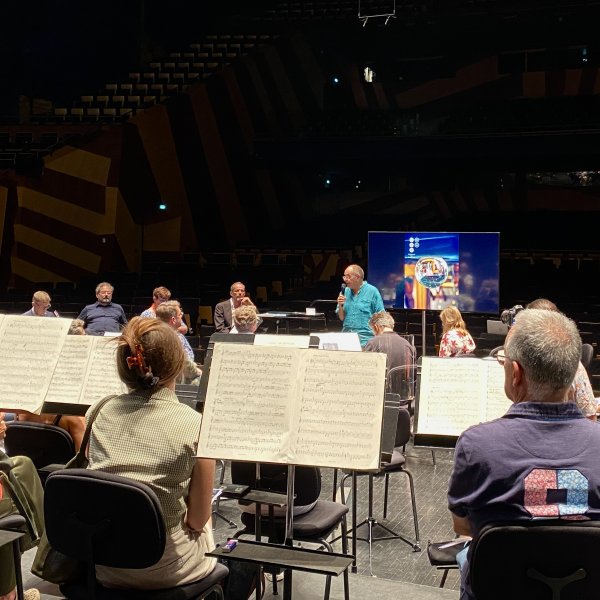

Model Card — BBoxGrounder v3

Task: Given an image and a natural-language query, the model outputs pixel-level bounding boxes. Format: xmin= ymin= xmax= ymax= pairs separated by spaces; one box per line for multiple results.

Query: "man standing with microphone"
xmin=337 ymin=264 xmax=384 ymax=347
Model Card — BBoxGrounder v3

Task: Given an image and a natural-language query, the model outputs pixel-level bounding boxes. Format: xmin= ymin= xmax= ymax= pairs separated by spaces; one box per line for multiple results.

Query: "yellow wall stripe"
xmin=44 ymin=146 xmax=111 ymax=186
xmin=14 ymin=224 xmax=101 ymax=272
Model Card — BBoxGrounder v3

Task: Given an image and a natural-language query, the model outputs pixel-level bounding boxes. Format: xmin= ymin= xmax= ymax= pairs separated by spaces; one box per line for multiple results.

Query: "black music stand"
xmin=335 ymin=394 xmax=421 ymax=576
xmin=198 ymin=344 xmax=386 ymax=598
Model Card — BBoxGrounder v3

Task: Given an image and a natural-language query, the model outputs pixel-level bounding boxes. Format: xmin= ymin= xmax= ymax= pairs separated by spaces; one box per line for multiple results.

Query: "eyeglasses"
xmin=34 ymin=302 xmax=51 ymax=309
xmin=496 ymin=349 xmax=509 ymax=365
xmin=342 ymin=273 xmax=355 ymax=280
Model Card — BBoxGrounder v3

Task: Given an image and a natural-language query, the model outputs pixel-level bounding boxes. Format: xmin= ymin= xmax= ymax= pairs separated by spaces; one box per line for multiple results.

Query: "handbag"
xmin=31 ymin=394 xmax=116 ymax=584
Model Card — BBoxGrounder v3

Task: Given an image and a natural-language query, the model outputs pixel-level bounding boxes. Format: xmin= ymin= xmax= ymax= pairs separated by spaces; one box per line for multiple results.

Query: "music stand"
xmin=197 ymin=344 xmax=387 ymax=597
xmin=339 ymin=393 xmax=421 ymax=576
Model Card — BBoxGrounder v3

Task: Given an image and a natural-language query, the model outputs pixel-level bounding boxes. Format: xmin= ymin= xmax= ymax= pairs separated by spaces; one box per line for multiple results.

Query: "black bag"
xmin=30 ymin=395 xmax=116 ymax=584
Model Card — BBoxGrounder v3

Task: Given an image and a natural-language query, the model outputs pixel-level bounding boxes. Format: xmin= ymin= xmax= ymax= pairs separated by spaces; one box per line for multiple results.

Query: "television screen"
xmin=368 ymin=231 xmax=500 ymax=314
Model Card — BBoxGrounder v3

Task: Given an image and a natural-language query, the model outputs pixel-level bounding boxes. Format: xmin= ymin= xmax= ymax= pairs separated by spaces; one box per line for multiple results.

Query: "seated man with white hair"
xmin=231 ymin=305 xmax=260 ymax=334
xmin=448 ymin=308 xmax=600 ymax=600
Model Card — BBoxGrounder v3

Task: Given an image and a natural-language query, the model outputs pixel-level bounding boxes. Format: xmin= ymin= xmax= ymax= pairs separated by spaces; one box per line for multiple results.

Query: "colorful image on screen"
xmin=368 ymin=231 xmax=500 ymax=313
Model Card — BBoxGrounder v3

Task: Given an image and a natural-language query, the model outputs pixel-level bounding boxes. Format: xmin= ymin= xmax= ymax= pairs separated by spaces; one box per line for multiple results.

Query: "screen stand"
xmin=421 ymin=310 xmax=427 ymax=357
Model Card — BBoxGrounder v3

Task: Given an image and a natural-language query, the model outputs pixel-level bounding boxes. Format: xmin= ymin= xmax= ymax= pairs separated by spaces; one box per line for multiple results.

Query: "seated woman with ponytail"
xmin=86 ymin=316 xmax=216 ymax=589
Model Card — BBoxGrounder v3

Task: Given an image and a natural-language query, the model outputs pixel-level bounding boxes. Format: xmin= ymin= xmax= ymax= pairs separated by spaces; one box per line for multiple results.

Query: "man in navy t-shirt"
xmin=77 ymin=281 xmax=127 ymax=335
xmin=448 ymin=308 xmax=600 ymax=600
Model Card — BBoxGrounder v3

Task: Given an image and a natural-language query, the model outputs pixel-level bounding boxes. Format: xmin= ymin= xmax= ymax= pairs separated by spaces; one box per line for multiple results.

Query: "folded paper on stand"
xmin=197 ymin=343 xmax=386 ymax=471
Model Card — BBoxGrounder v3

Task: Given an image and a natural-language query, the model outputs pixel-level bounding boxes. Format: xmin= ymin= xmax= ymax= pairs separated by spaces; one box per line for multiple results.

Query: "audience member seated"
xmin=214 ymin=281 xmax=254 ymax=333
xmin=363 ymin=310 xmax=416 ymax=368
xmin=77 ymin=282 xmax=127 ymax=336
xmin=21 ymin=291 xmax=57 ymax=318
xmin=448 ymin=308 xmax=600 ymax=600
xmin=438 ymin=306 xmax=476 ymax=357
xmin=140 ymin=286 xmax=187 ymax=334
xmin=0 ymin=441 xmax=44 ymax=600
xmin=156 ymin=301 xmax=202 ymax=384
xmin=364 ymin=310 xmax=416 ymax=398
xmin=526 ymin=298 xmax=597 ymax=420
xmin=83 ymin=317 xmax=215 ymax=588
xmin=232 ymin=305 xmax=260 ymax=334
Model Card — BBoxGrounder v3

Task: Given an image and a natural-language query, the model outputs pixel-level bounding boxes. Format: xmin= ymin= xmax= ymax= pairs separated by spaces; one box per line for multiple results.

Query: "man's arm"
xmin=452 ymin=513 xmax=473 ymax=537
xmin=77 ymin=306 xmax=88 ymax=323
xmin=214 ymin=302 xmax=228 ymax=332
xmin=119 ymin=306 xmax=128 ymax=326
xmin=372 ymin=287 xmax=385 ymax=314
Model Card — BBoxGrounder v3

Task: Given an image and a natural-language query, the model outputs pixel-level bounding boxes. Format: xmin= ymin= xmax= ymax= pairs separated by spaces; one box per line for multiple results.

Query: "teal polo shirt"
xmin=337 ymin=280 xmax=384 ymax=347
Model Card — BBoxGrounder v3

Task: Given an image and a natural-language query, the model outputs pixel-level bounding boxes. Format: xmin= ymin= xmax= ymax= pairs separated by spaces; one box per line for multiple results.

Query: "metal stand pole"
xmin=283 ymin=465 xmax=295 ymax=600
xmin=421 ymin=309 xmax=427 ymax=357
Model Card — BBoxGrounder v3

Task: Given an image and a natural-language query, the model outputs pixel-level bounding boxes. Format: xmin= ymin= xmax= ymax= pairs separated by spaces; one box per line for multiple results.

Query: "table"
xmin=257 ymin=312 xmax=326 ymax=334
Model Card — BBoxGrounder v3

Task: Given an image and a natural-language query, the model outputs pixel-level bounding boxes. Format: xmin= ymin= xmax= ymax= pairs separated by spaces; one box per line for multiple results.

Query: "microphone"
xmin=339 ymin=283 xmax=346 ymax=296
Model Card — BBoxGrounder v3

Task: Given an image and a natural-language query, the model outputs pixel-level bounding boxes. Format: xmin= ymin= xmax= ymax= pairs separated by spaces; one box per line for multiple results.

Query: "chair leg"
xmin=383 ymin=473 xmax=390 ymax=519
xmin=440 ymin=568 xmax=450 ymax=588
xmin=332 ymin=468 xmax=338 ymax=501
xmin=339 ymin=473 xmax=351 ymax=506
xmin=341 ymin=515 xmax=350 ymax=600
xmin=403 ymin=468 xmax=420 ymax=543
xmin=214 ymin=459 xmax=226 ymax=513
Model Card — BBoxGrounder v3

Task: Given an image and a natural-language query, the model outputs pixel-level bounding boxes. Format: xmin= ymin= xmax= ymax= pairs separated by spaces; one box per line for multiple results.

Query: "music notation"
xmin=197 ymin=343 xmax=386 ymax=470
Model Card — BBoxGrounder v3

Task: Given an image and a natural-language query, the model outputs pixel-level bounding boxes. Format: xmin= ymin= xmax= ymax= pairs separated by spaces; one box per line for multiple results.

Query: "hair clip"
xmin=126 ymin=344 xmax=146 ymax=372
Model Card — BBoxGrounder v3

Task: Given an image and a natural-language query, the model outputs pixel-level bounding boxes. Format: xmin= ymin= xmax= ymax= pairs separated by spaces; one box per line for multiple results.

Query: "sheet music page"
xmin=0 ymin=315 xmax=71 ymax=412
xmin=44 ymin=336 xmax=126 ymax=406
xmin=292 ymin=350 xmax=386 ymax=470
xmin=80 ymin=336 xmax=127 ymax=405
xmin=417 ymin=357 xmax=513 ymax=437
xmin=44 ymin=336 xmax=95 ymax=405
xmin=416 ymin=357 xmax=485 ymax=436
xmin=483 ymin=360 xmax=512 ymax=421
xmin=197 ymin=343 xmax=299 ymax=461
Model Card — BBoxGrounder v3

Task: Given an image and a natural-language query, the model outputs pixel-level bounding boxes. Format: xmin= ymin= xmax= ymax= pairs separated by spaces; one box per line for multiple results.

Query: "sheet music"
xmin=292 ymin=350 xmax=385 ymax=470
xmin=44 ymin=336 xmax=126 ymax=406
xmin=416 ymin=357 xmax=511 ymax=437
xmin=0 ymin=316 xmax=126 ymax=412
xmin=80 ymin=337 xmax=127 ymax=404
xmin=197 ymin=344 xmax=386 ymax=470
xmin=0 ymin=316 xmax=71 ymax=412
xmin=199 ymin=344 xmax=299 ymax=462
xmin=44 ymin=336 xmax=94 ymax=405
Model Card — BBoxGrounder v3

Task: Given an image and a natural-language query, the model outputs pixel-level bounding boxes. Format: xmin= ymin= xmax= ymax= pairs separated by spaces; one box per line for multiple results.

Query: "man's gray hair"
xmin=348 ymin=264 xmax=364 ymax=280
xmin=369 ymin=311 xmax=395 ymax=331
xmin=95 ymin=281 xmax=114 ymax=294
xmin=505 ymin=308 xmax=581 ymax=397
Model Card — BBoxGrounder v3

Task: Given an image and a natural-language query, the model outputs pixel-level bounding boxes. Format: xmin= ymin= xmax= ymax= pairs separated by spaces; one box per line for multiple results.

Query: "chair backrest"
xmin=230 ymin=462 xmax=321 ymax=507
xmin=470 ymin=520 xmax=600 ymax=600
xmin=394 ymin=407 xmax=411 ymax=448
xmin=386 ymin=364 xmax=418 ymax=401
xmin=5 ymin=422 xmax=75 ymax=469
xmin=44 ymin=468 xmax=166 ymax=569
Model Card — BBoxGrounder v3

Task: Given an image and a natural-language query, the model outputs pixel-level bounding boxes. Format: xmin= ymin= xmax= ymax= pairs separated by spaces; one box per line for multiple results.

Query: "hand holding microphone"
xmin=337 ymin=283 xmax=346 ymax=306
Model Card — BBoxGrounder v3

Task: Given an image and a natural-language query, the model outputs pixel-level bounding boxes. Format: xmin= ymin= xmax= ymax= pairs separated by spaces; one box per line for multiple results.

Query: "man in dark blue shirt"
xmin=448 ymin=308 xmax=600 ymax=600
xmin=77 ymin=281 xmax=127 ymax=335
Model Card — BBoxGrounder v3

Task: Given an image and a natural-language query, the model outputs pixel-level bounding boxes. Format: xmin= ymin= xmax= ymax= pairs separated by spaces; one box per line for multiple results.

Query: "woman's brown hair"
xmin=116 ymin=316 xmax=185 ymax=389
